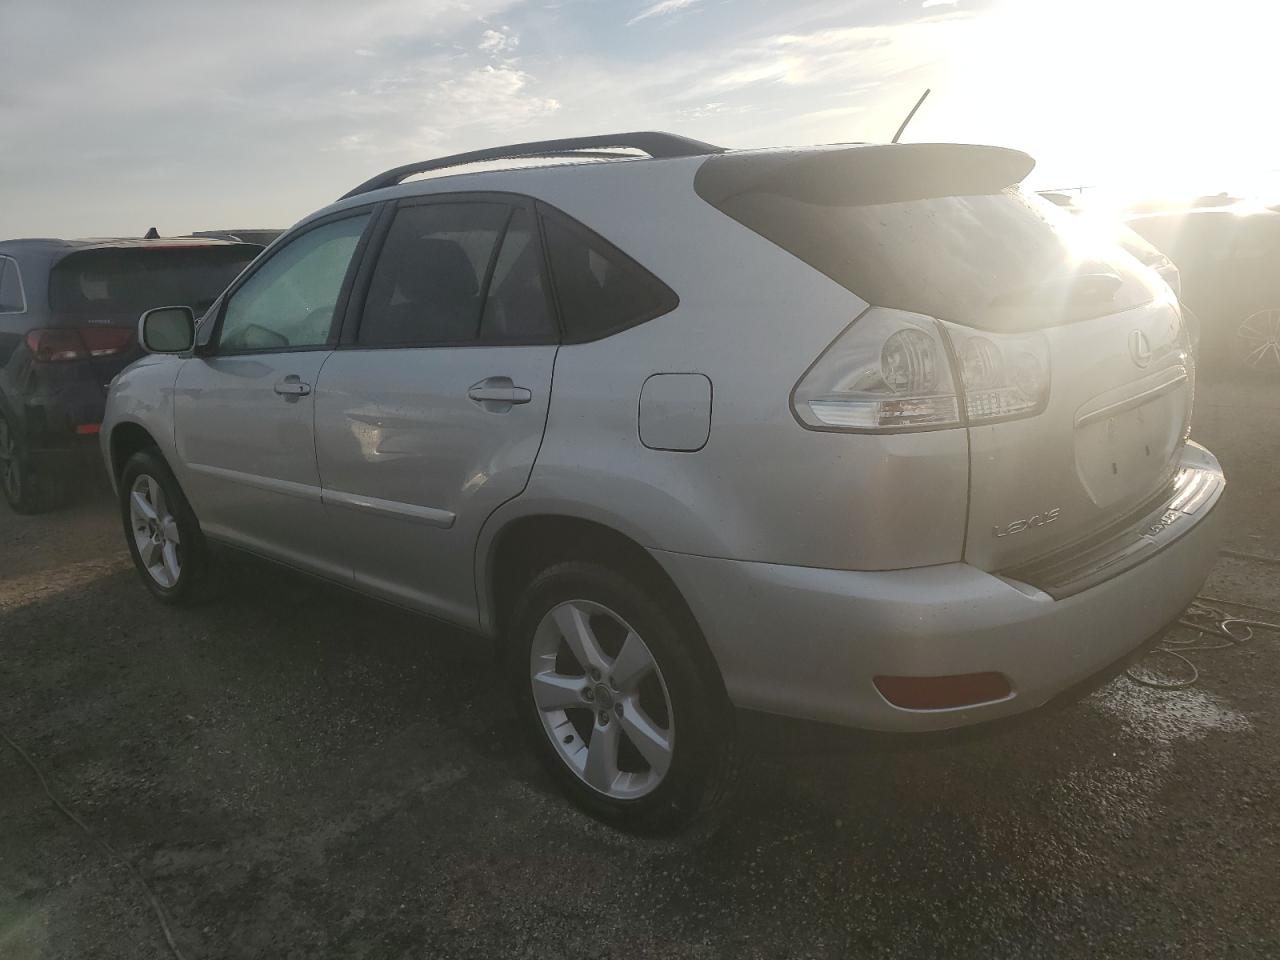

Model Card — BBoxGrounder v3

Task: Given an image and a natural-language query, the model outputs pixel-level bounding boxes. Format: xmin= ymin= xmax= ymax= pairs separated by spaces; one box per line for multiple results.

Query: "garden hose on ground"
xmin=1126 ymin=595 xmax=1280 ymax=690
xmin=0 ymin=729 xmax=189 ymax=960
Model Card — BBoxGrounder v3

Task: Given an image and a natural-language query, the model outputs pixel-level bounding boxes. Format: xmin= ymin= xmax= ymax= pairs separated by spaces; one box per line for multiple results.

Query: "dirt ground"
xmin=1 ymin=376 xmax=1278 ymax=959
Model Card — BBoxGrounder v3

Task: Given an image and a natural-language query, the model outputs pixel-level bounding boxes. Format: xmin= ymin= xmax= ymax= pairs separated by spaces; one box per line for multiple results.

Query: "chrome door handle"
xmin=468 ymin=377 xmax=532 ymax=408
xmin=274 ymin=375 xmax=311 ymax=401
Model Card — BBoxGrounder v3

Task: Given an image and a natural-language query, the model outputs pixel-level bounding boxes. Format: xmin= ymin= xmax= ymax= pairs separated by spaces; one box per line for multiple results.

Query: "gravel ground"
xmin=1 ymin=377 xmax=1278 ymax=960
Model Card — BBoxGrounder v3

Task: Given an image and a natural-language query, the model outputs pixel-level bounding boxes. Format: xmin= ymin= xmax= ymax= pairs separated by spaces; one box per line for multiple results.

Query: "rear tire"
xmin=119 ymin=448 xmax=210 ymax=604
xmin=507 ymin=560 xmax=735 ymax=832
xmin=0 ymin=412 xmax=68 ymax=514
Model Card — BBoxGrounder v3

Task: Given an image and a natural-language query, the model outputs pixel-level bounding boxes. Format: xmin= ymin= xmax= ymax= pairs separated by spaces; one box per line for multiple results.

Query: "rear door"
xmin=173 ymin=211 xmax=373 ymax=578
xmin=839 ymin=190 xmax=1192 ymax=571
xmin=314 ymin=196 xmax=558 ymax=625
xmin=964 ymin=297 xmax=1190 ymax=570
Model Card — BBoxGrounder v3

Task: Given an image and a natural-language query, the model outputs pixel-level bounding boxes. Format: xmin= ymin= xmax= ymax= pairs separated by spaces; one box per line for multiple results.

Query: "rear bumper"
xmin=653 ymin=444 xmax=1224 ymax=732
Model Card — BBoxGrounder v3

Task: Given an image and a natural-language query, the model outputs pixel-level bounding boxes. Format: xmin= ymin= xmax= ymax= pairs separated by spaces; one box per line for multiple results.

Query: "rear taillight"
xmin=791 ymin=308 xmax=961 ymax=431
xmin=792 ymin=307 xmax=1050 ymax=433
xmin=26 ymin=329 xmax=87 ymax=362
xmin=79 ymin=326 xmax=134 ymax=358
xmin=948 ymin=326 xmax=1051 ymax=424
xmin=25 ymin=327 xmax=133 ymax=363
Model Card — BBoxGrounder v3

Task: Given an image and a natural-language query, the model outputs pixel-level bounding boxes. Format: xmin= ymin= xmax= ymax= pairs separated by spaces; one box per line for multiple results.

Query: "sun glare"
xmin=918 ymin=0 xmax=1279 ymax=204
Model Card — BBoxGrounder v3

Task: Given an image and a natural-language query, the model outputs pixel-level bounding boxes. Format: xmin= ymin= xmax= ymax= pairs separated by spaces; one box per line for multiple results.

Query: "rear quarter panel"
xmin=474 ymin=159 xmax=971 ymax=622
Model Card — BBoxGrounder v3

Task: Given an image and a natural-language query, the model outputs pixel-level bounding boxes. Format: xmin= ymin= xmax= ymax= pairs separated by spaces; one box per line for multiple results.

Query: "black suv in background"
xmin=0 ymin=237 xmax=260 ymax=512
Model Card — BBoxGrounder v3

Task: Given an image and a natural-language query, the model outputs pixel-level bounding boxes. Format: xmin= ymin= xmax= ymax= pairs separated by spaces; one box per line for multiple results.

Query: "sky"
xmin=1 ymin=0 xmax=1276 ymax=238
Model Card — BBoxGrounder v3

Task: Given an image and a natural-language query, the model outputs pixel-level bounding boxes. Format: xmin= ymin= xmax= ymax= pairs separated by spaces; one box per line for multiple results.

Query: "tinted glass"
xmin=706 ymin=187 xmax=1155 ymax=332
xmin=541 ymin=209 xmax=677 ymax=342
xmin=47 ymin=246 xmax=257 ymax=319
xmin=220 ymin=215 xmax=369 ymax=352
xmin=0 ymin=257 xmax=24 ymax=313
xmin=360 ymin=202 xmax=509 ymax=346
xmin=480 ymin=208 xmax=555 ymax=343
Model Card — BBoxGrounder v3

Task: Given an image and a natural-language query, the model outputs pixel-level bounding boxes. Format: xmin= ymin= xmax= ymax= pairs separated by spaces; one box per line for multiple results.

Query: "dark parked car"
xmin=0 ymin=237 xmax=260 ymax=512
xmin=1127 ymin=205 xmax=1280 ymax=375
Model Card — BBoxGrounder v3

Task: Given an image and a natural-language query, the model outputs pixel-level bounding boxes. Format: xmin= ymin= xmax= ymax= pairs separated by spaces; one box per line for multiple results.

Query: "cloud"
xmin=0 ymin=0 xmax=980 ymax=237
xmin=921 ymin=0 xmax=958 ymax=7
xmin=0 ymin=0 xmax=536 ymax=234
xmin=478 ymin=27 xmax=519 ymax=54
xmin=626 ymin=0 xmax=700 ymax=28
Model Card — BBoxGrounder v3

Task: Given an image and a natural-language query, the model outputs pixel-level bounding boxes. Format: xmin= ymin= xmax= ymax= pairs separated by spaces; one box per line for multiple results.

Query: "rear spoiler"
xmin=694 ymin=143 xmax=1036 ymax=207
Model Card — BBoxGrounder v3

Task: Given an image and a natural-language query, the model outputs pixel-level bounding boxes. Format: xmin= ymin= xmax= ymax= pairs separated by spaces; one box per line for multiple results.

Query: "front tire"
xmin=507 ymin=561 xmax=735 ymax=832
xmin=119 ymin=449 xmax=209 ymax=604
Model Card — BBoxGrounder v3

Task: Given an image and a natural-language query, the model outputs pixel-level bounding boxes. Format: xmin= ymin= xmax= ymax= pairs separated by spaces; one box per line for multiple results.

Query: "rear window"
xmin=49 ymin=245 xmax=258 ymax=319
xmin=697 ymin=150 xmax=1155 ymax=332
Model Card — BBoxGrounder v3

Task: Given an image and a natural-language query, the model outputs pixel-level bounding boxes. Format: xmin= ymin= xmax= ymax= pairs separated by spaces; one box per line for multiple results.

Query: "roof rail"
xmin=338 ymin=131 xmax=726 ymax=200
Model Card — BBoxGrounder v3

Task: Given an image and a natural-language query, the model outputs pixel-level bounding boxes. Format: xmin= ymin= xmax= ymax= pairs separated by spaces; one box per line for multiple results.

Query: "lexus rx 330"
xmin=101 ymin=133 xmax=1224 ymax=830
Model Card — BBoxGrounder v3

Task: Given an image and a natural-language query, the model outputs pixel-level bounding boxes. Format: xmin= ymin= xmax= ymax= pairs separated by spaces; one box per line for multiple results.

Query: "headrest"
xmin=394 ymin=237 xmax=478 ymax=303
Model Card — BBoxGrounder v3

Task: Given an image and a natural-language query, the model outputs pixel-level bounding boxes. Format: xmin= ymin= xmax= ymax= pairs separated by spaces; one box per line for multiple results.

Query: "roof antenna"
xmin=891 ymin=88 xmax=931 ymax=144
xmin=143 ymin=227 xmax=160 ymax=240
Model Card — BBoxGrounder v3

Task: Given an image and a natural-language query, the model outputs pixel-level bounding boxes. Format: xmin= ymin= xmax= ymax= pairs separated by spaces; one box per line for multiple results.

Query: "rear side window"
xmin=0 ymin=257 xmax=25 ymax=313
xmin=359 ymin=202 xmax=509 ymax=346
xmin=540 ymin=206 xmax=677 ymax=343
xmin=696 ymin=150 xmax=1154 ymax=332
xmin=48 ymin=245 xmax=257 ymax=319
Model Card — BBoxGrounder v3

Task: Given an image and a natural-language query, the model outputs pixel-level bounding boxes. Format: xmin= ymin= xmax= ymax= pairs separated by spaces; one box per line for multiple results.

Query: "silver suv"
xmin=102 ymin=132 xmax=1225 ymax=830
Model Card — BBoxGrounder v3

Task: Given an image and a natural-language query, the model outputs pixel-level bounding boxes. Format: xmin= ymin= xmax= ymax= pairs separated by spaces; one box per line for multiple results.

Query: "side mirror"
xmin=138 ymin=306 xmax=195 ymax=353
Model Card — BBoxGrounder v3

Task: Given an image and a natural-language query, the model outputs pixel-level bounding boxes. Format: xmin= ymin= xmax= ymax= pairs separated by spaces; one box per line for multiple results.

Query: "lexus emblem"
xmin=1129 ymin=330 xmax=1152 ymax=368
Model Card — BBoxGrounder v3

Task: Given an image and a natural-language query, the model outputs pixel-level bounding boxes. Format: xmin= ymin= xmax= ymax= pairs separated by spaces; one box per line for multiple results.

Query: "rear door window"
xmin=479 ymin=208 xmax=556 ymax=343
xmin=358 ymin=202 xmax=510 ymax=346
xmin=539 ymin=206 xmax=677 ymax=342
xmin=218 ymin=214 xmax=370 ymax=352
xmin=48 ymin=245 xmax=258 ymax=320
xmin=0 ymin=257 xmax=25 ymax=313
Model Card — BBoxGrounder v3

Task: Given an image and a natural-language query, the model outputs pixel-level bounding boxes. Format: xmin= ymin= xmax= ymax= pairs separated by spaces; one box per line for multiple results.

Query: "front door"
xmin=174 ymin=211 xmax=373 ymax=579
xmin=314 ymin=198 xmax=558 ymax=625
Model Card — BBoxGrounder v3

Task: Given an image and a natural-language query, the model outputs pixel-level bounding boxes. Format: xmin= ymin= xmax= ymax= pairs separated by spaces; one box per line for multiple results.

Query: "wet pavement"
xmin=1 ymin=377 xmax=1278 ymax=959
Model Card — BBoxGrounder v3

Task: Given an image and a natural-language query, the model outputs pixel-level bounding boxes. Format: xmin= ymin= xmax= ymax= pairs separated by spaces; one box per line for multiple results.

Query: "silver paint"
xmin=103 ymin=150 xmax=1225 ymax=734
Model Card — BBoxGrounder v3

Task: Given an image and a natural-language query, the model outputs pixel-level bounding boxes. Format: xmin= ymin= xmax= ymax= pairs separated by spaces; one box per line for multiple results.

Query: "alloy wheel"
xmin=529 ymin=599 xmax=675 ymax=800
xmin=129 ymin=474 xmax=182 ymax=588
xmin=1236 ymin=308 xmax=1280 ymax=371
